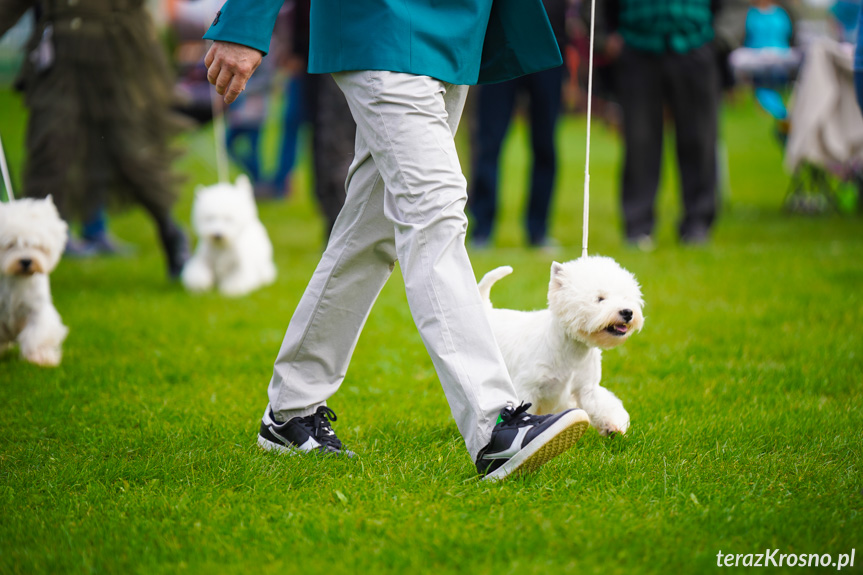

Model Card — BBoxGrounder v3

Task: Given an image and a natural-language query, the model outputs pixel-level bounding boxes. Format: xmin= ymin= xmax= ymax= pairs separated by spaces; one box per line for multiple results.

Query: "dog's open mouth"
xmin=605 ymin=323 xmax=629 ymax=336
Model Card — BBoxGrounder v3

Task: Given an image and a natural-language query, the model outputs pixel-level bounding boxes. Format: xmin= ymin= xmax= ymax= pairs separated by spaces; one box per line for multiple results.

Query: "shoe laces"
xmin=498 ymin=402 xmax=538 ymax=427
xmin=301 ymin=406 xmax=341 ymax=449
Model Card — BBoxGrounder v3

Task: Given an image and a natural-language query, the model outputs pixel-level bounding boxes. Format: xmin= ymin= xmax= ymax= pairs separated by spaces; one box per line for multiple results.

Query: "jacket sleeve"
xmin=0 ymin=0 xmax=33 ymax=39
xmin=202 ymin=0 xmax=284 ymax=55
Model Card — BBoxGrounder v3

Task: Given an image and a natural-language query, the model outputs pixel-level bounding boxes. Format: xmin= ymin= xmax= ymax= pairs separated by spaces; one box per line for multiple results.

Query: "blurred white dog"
xmin=0 ymin=197 xmax=69 ymax=366
xmin=182 ymin=175 xmax=276 ymax=297
xmin=478 ymin=256 xmax=645 ymax=436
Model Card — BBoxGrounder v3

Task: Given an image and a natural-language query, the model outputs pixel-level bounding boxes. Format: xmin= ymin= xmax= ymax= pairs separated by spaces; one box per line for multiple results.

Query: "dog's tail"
xmin=477 ymin=266 xmax=513 ymax=303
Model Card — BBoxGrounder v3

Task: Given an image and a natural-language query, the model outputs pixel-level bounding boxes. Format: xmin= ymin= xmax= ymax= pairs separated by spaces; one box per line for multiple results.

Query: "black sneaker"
xmin=476 ymin=403 xmax=590 ymax=481
xmin=257 ymin=406 xmax=355 ymax=457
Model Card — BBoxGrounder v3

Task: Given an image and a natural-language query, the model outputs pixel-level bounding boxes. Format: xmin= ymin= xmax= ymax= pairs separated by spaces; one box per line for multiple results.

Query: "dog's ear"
xmin=43 ymin=195 xmax=62 ymax=218
xmin=235 ymin=174 xmax=253 ymax=195
xmin=550 ymin=261 xmax=565 ymax=289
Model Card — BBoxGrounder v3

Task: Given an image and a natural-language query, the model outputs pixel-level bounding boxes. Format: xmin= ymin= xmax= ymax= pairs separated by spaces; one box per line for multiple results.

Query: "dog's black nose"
xmin=620 ymin=309 xmax=633 ymax=322
xmin=19 ymin=258 xmax=32 ymax=270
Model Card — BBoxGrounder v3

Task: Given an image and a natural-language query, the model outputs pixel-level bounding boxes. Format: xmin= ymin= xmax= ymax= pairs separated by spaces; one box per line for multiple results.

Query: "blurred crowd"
xmin=0 ymin=0 xmax=859 ymax=272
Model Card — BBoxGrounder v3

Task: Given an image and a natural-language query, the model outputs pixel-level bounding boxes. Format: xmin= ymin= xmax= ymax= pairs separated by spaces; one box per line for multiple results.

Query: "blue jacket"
xmin=204 ymin=0 xmax=563 ymax=86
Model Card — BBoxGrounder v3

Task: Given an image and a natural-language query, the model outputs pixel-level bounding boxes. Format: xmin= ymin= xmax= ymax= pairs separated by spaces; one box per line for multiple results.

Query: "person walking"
xmin=202 ymin=0 xmax=591 ymax=480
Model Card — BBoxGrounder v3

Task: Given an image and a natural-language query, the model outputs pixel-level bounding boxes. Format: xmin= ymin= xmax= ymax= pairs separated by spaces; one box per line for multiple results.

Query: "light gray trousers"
xmin=266 ymin=70 xmax=518 ymax=459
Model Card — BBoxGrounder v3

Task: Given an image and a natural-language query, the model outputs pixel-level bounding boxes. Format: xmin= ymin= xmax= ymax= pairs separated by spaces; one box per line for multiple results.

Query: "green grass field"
xmin=1 ymin=88 xmax=861 ymax=575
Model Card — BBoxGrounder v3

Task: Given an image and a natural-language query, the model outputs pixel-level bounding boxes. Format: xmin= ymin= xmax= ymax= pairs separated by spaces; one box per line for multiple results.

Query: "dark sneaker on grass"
xmin=476 ymin=403 xmax=590 ymax=481
xmin=258 ymin=405 xmax=355 ymax=457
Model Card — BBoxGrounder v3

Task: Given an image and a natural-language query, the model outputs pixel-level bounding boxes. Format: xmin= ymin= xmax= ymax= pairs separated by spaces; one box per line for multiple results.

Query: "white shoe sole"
xmin=257 ymin=433 xmax=356 ymax=458
xmin=482 ymin=410 xmax=591 ymax=482
xmin=257 ymin=434 xmax=301 ymax=455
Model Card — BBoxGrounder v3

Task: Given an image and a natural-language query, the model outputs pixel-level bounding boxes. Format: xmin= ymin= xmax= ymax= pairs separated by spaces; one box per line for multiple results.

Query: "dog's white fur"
xmin=182 ymin=175 xmax=276 ymax=297
xmin=478 ymin=256 xmax=645 ymax=436
xmin=0 ymin=197 xmax=69 ymax=366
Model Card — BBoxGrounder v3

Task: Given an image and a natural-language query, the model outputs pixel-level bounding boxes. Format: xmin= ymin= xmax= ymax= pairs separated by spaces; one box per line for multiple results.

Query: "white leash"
xmin=582 ymin=0 xmax=598 ymax=258
xmin=0 ymin=133 xmax=16 ymax=202
xmin=210 ymin=87 xmax=230 ymax=184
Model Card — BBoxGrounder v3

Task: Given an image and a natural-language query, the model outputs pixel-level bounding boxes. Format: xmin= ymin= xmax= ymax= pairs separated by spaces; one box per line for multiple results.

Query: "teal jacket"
xmin=203 ymin=0 xmax=562 ymax=86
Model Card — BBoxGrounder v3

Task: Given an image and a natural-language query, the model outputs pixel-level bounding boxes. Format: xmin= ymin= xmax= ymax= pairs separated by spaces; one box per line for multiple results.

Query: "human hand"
xmin=204 ymin=41 xmax=263 ymax=104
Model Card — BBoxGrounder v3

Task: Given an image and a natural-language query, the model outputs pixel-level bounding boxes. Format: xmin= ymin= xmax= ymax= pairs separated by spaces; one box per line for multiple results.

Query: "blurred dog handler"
xmin=0 ymin=0 xmax=188 ymax=278
xmin=203 ymin=0 xmax=592 ymax=479
xmin=608 ymin=0 xmax=721 ymax=248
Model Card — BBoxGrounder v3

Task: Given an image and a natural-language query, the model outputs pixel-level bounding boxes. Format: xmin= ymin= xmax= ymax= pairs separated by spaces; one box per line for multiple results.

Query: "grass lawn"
xmin=0 ymin=87 xmax=861 ymax=575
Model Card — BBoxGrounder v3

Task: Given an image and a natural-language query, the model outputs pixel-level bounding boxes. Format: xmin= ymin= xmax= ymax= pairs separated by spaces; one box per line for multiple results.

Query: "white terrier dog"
xmin=182 ymin=175 xmax=276 ymax=297
xmin=0 ymin=197 xmax=69 ymax=366
xmin=478 ymin=256 xmax=645 ymax=436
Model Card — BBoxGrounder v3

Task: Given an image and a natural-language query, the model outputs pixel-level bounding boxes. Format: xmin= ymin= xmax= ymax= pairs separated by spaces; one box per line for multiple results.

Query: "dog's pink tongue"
xmin=615 ymin=325 xmax=628 ymax=334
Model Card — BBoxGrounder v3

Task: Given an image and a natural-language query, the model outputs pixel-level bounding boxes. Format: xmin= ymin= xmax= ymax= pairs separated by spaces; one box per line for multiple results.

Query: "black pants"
xmin=469 ymin=65 xmax=564 ymax=245
xmin=305 ymin=73 xmax=356 ymax=240
xmin=616 ymin=44 xmax=719 ymax=239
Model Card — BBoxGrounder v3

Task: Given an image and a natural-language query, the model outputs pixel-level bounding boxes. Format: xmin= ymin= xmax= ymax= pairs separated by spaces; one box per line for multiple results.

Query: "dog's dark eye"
xmin=597 ymin=296 xmax=605 ymax=303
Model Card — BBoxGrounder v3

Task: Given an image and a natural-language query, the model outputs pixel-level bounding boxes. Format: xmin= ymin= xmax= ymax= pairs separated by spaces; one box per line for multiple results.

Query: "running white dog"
xmin=182 ymin=175 xmax=276 ymax=297
xmin=0 ymin=197 xmax=69 ymax=366
xmin=478 ymin=256 xmax=644 ymax=436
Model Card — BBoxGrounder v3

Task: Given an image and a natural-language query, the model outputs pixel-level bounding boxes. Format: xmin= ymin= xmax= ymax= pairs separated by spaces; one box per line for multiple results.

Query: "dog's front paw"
xmin=597 ymin=420 xmax=628 ymax=437
xmin=219 ymin=275 xmax=257 ymax=297
xmin=22 ymin=345 xmax=63 ymax=367
xmin=593 ymin=405 xmax=630 ymax=437
xmin=181 ymin=260 xmax=214 ymax=292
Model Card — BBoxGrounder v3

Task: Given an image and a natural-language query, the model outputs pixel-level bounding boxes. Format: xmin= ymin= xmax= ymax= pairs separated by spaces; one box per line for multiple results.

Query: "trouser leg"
xmin=664 ymin=44 xmax=719 ymax=237
xmin=273 ymin=74 xmax=307 ymax=189
xmin=336 ymin=71 xmax=517 ymax=458
xmin=311 ymin=73 xmax=355 ymax=239
xmin=269 ymin=70 xmax=518 ymax=459
xmin=468 ymin=80 xmax=517 ymax=242
xmin=617 ymin=48 xmax=665 ymax=239
xmin=525 ymin=66 xmax=564 ymax=245
xmin=268 ymin=125 xmax=397 ymax=420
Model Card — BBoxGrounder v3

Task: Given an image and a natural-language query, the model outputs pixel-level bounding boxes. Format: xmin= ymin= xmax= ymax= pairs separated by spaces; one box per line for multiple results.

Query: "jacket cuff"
xmin=202 ymin=0 xmax=282 ymax=55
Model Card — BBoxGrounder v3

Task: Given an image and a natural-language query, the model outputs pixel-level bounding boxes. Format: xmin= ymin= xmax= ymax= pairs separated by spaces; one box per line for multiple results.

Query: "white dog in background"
xmin=478 ymin=256 xmax=645 ymax=436
xmin=0 ymin=197 xmax=69 ymax=366
xmin=182 ymin=175 xmax=276 ymax=297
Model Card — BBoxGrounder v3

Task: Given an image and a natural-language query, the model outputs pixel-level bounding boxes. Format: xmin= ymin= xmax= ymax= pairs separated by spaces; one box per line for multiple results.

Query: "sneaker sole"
xmin=257 ymin=434 xmax=301 ymax=455
xmin=483 ymin=410 xmax=591 ymax=482
xmin=257 ymin=433 xmax=356 ymax=458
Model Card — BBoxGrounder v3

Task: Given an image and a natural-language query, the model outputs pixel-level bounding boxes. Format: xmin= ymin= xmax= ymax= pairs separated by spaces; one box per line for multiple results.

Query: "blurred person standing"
xmin=468 ymin=0 xmax=568 ymax=250
xmin=727 ymin=0 xmax=800 ymax=87
xmin=0 ymin=0 xmax=188 ymax=278
xmin=608 ymin=0 xmax=721 ymax=247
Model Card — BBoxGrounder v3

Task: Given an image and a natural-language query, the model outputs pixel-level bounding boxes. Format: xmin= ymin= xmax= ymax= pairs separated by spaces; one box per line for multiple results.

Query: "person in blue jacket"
xmin=203 ymin=0 xmax=592 ymax=481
